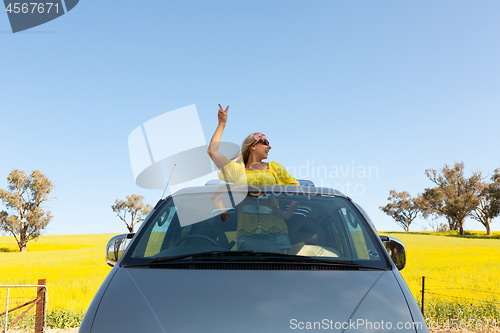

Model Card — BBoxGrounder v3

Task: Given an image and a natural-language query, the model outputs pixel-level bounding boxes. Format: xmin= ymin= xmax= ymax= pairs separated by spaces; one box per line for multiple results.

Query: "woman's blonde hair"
xmin=233 ymin=132 xmax=261 ymax=165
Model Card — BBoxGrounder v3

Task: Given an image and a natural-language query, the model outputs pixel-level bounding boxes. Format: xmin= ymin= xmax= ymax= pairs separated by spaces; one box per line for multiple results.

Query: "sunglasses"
xmin=256 ymin=139 xmax=270 ymax=146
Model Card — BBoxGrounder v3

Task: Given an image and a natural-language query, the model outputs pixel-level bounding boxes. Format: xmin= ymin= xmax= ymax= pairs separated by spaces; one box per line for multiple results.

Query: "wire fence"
xmin=0 ymin=279 xmax=47 ymax=333
xmin=420 ymin=276 xmax=500 ymax=317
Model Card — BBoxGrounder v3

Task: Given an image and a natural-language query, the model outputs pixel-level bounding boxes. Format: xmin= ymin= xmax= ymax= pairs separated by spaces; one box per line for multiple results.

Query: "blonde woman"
xmin=207 ymin=104 xmax=299 ymax=253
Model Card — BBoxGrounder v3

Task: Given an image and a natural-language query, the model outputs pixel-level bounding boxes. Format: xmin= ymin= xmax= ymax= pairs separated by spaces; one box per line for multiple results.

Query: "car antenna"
xmin=161 ymin=163 xmax=176 ymax=199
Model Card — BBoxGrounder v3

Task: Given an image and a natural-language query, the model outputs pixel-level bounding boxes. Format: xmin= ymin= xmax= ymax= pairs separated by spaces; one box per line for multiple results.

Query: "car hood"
xmin=89 ymin=267 xmax=420 ymax=333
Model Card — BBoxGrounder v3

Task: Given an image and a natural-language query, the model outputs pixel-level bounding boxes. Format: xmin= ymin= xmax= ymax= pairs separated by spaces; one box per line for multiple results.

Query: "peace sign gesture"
xmin=218 ymin=104 xmax=229 ymax=125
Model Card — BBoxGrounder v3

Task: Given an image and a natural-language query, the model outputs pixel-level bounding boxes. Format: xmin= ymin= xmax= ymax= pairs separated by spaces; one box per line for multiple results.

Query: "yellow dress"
xmin=218 ymin=158 xmax=299 ymax=237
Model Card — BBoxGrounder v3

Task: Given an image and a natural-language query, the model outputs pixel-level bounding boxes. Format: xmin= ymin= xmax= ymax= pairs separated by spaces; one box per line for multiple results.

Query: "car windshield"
xmin=122 ymin=188 xmax=389 ymax=269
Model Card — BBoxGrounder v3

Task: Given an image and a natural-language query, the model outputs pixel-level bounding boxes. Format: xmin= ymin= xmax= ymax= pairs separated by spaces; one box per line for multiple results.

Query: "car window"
xmin=144 ymin=206 xmax=176 ymax=257
xmin=341 ymin=208 xmax=371 ymax=259
xmin=124 ymin=191 xmax=388 ymax=268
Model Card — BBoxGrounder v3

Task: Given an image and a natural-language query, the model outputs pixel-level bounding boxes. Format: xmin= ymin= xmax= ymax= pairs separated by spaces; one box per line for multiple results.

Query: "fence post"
xmin=35 ymin=279 xmax=46 ymax=333
xmin=421 ymin=276 xmax=425 ymax=317
xmin=4 ymin=287 xmax=9 ymax=333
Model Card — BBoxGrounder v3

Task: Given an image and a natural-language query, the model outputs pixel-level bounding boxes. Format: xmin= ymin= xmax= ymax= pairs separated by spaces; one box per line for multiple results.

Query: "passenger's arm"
xmin=273 ymin=201 xmax=299 ymax=219
xmin=284 ymin=201 xmax=299 ymax=219
xmin=211 ymin=190 xmax=230 ymax=222
xmin=207 ymin=104 xmax=230 ymax=170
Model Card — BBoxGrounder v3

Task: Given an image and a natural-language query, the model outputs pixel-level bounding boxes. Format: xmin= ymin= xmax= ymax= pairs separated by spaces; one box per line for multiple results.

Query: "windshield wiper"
xmin=124 ymin=251 xmax=237 ymax=267
xmin=225 ymin=251 xmax=386 ymax=269
xmin=124 ymin=251 xmax=386 ymax=270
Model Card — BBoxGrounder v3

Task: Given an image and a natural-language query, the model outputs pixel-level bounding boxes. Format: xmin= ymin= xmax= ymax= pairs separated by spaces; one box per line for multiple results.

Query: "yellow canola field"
xmin=0 ymin=234 xmax=116 ymax=313
xmin=380 ymin=232 xmax=500 ymax=307
xmin=0 ymin=232 xmax=499 ymax=314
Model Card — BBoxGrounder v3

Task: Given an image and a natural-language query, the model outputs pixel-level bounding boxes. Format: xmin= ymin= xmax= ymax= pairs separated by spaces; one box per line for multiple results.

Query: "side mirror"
xmin=106 ymin=233 xmax=134 ymax=267
xmin=379 ymin=236 xmax=406 ymax=270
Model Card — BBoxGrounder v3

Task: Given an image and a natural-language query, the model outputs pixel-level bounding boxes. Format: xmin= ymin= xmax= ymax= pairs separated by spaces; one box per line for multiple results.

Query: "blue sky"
xmin=1 ymin=0 xmax=499 ymax=235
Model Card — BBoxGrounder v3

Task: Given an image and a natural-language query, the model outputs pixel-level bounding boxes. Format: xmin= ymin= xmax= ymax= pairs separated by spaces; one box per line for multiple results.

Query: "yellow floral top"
xmin=218 ymin=158 xmax=299 ymax=237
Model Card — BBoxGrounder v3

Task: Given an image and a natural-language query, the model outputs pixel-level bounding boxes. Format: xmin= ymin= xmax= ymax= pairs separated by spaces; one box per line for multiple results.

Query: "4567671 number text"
xmin=5 ymin=3 xmax=59 ymax=14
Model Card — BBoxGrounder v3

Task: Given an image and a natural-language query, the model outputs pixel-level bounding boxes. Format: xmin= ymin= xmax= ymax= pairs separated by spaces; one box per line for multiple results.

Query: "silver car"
xmin=80 ymin=185 xmax=428 ymax=333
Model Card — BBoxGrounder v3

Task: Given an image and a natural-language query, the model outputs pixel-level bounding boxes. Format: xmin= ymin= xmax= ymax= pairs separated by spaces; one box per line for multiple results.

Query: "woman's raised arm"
xmin=207 ymin=104 xmax=230 ymax=170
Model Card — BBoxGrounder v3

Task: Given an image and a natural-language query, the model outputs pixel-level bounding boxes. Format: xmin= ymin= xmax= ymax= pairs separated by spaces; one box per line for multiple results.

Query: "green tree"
xmin=0 ymin=170 xmax=54 ymax=252
xmin=111 ymin=194 xmax=152 ymax=233
xmin=0 ymin=211 xmax=8 ymax=235
xmin=380 ymin=190 xmax=423 ymax=232
xmin=423 ymin=162 xmax=480 ymax=235
xmin=470 ymin=169 xmax=500 ymax=235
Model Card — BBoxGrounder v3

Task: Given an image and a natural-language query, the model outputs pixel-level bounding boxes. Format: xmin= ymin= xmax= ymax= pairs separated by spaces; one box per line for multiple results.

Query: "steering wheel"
xmin=172 ymin=234 xmax=220 ymax=247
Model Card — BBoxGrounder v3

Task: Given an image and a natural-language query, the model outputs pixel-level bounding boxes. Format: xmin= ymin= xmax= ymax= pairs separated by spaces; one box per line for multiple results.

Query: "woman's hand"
xmin=207 ymin=104 xmax=230 ymax=169
xmin=218 ymin=104 xmax=229 ymax=125
xmin=272 ymin=208 xmax=293 ymax=220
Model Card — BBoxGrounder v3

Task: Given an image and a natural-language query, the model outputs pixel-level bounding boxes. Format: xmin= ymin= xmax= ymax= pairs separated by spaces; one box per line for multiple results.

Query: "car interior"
xmin=131 ymin=193 xmax=382 ymax=262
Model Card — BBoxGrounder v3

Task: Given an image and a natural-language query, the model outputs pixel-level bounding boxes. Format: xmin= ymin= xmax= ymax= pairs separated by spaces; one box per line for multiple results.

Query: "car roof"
xmin=171 ymin=184 xmax=347 ymax=198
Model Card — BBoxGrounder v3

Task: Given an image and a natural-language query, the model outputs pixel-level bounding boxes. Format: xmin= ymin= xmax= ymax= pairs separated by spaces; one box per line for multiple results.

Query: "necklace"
xmin=248 ymin=161 xmax=263 ymax=170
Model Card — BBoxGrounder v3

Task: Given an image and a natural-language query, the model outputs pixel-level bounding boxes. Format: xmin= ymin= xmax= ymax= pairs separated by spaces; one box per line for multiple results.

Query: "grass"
xmin=0 ymin=231 xmax=499 ymax=328
xmin=407 ymin=230 xmax=500 ymax=239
